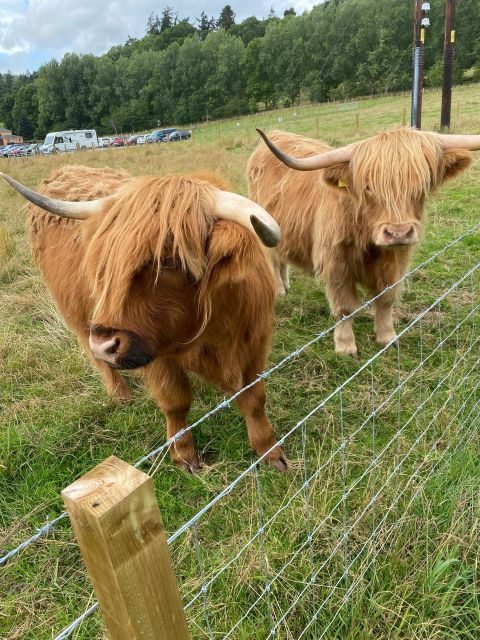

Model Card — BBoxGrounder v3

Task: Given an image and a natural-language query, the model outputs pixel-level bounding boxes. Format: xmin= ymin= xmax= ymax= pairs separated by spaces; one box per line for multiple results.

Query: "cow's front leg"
xmin=374 ymin=287 xmax=398 ymax=347
xmin=143 ymin=359 xmax=199 ymax=471
xmin=324 ymin=270 xmax=360 ymax=359
xmin=236 ymin=360 xmax=287 ymax=471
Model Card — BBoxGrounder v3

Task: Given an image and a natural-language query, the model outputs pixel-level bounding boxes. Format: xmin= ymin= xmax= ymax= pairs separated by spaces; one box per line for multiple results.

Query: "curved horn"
xmin=214 ymin=191 xmax=281 ymax=248
xmin=0 ymin=172 xmax=106 ymax=219
xmin=256 ymin=129 xmax=356 ymax=171
xmin=434 ymin=133 xmax=480 ymax=151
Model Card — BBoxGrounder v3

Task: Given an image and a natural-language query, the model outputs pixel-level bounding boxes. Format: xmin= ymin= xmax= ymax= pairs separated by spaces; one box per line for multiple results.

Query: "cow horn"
xmin=257 ymin=129 xmax=356 ymax=171
xmin=434 ymin=133 xmax=480 ymax=151
xmin=0 ymin=172 xmax=106 ymax=219
xmin=214 ymin=191 xmax=281 ymax=247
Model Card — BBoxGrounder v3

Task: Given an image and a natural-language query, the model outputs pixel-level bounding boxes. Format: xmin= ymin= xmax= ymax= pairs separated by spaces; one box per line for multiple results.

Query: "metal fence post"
xmin=62 ymin=456 xmax=191 ymax=640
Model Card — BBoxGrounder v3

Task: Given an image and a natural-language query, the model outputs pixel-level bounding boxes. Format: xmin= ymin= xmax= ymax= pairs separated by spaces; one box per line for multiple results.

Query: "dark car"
xmin=126 ymin=135 xmax=139 ymax=146
xmin=166 ymin=130 xmax=191 ymax=142
xmin=146 ymin=128 xmax=177 ymax=143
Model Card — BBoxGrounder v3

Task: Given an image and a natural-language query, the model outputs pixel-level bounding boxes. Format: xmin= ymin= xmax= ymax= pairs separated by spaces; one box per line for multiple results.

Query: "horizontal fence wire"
xmin=51 ymin=238 xmax=479 ymax=639
xmin=1 ymin=222 xmax=479 ymax=569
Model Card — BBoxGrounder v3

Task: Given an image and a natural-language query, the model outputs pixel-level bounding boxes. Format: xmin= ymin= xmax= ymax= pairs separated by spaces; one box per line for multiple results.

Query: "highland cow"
xmin=248 ymin=128 xmax=479 ymax=358
xmin=2 ymin=166 xmax=287 ymax=471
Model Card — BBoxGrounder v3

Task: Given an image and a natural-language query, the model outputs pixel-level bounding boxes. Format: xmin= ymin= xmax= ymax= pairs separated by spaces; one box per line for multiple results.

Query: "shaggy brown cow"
xmin=248 ymin=128 xmax=479 ymax=358
xmin=2 ymin=166 xmax=287 ymax=471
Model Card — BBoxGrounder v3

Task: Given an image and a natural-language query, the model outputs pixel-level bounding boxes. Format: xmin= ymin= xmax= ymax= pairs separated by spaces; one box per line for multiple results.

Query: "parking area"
xmin=0 ymin=126 xmax=192 ymax=159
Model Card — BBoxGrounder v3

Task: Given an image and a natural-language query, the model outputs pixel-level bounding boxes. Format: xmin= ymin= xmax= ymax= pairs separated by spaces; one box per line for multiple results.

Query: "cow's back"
xmin=247 ymin=130 xmax=341 ymax=274
xmin=27 ymin=166 xmax=131 ymax=332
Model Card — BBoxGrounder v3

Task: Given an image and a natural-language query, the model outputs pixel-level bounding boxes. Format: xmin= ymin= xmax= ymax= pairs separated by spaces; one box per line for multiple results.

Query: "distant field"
xmin=1 ymin=84 xmax=479 ymax=639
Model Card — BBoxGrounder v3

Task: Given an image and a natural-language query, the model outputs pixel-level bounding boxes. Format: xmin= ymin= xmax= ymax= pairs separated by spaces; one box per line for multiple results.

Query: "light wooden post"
xmin=316 ymin=116 xmax=319 ymax=136
xmin=402 ymin=107 xmax=406 ymax=127
xmin=62 ymin=456 xmax=190 ymax=640
xmin=355 ymin=113 xmax=360 ymax=133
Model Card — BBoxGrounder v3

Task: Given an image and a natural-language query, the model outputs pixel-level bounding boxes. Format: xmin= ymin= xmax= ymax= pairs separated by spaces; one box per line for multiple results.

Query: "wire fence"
xmin=2 ymin=224 xmax=479 ymax=639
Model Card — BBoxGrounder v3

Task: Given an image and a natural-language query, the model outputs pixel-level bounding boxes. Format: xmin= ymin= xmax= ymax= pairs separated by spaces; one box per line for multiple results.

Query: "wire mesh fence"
xmin=1 ymin=223 xmax=479 ymax=639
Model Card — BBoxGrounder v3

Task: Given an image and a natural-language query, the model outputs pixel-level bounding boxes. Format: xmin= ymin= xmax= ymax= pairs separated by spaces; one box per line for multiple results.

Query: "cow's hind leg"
xmin=280 ymin=261 xmax=290 ymax=293
xmin=143 ymin=359 xmax=199 ymax=471
xmin=235 ymin=358 xmax=287 ymax=471
xmin=271 ymin=252 xmax=288 ymax=296
xmin=78 ymin=334 xmax=132 ymax=402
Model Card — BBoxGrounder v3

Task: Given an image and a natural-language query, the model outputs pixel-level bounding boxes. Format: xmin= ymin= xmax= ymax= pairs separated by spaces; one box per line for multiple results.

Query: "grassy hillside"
xmin=1 ymin=85 xmax=479 ymax=639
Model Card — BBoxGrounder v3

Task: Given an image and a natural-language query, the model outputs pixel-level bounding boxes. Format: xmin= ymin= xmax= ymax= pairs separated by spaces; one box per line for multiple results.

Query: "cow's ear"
xmin=204 ymin=221 xmax=258 ymax=288
xmin=322 ymin=162 xmax=351 ymax=190
xmin=441 ymin=149 xmax=473 ymax=183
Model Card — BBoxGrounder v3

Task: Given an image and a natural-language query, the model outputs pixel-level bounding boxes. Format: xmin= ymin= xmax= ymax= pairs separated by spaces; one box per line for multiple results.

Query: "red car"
xmin=111 ymin=137 xmax=126 ymax=147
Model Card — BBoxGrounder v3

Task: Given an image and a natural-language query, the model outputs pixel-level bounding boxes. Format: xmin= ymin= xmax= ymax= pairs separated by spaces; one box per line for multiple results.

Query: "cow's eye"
xmin=364 ymin=185 xmax=372 ymax=195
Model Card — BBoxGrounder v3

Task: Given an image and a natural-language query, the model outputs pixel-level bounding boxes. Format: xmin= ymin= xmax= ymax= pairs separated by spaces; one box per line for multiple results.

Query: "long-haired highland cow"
xmin=2 ymin=166 xmax=287 ymax=471
xmin=248 ymin=128 xmax=479 ymax=358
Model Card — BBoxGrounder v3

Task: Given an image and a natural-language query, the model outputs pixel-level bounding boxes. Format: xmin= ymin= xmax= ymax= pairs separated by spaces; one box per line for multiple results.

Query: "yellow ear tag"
xmin=338 ymin=180 xmax=346 ymax=188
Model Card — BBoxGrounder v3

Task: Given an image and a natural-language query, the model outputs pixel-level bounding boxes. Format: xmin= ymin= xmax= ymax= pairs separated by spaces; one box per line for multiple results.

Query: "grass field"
xmin=1 ymin=85 xmax=479 ymax=640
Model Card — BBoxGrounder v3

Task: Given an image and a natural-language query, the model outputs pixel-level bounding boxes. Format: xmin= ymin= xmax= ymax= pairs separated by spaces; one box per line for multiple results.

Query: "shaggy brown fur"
xmin=27 ymin=166 xmax=285 ymax=471
xmin=247 ymin=129 xmax=473 ymax=357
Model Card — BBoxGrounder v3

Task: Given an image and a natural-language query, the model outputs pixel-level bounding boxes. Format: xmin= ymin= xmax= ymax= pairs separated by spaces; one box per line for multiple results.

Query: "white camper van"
xmin=41 ymin=129 xmax=98 ymax=154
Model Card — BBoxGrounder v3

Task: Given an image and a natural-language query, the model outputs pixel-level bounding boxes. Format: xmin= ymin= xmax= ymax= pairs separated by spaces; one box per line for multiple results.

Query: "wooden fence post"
xmin=62 ymin=456 xmax=191 ymax=640
xmin=402 ymin=107 xmax=406 ymax=127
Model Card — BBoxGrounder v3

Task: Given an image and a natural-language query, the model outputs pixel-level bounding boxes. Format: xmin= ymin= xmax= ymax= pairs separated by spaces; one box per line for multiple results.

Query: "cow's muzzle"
xmin=89 ymin=326 xmax=154 ymax=370
xmin=376 ymin=223 xmax=418 ymax=247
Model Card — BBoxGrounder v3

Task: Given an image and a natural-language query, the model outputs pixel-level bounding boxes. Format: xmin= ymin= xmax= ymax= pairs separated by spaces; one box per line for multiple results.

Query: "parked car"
xmin=126 ymin=135 xmax=139 ymax=146
xmin=146 ymin=128 xmax=177 ymax=143
xmin=0 ymin=144 xmax=17 ymax=157
xmin=166 ymin=130 xmax=191 ymax=142
xmin=136 ymin=135 xmax=147 ymax=145
xmin=98 ymin=137 xmax=112 ymax=148
xmin=7 ymin=144 xmax=28 ymax=157
xmin=111 ymin=136 xmax=126 ymax=147
xmin=22 ymin=143 xmax=40 ymax=156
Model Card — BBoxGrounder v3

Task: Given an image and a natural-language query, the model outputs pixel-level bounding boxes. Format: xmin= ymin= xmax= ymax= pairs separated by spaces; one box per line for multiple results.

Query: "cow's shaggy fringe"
xmin=85 ymin=174 xmax=219 ymax=321
xmin=352 ymin=129 xmax=470 ymax=222
xmin=28 ymin=167 xmax=236 ymax=324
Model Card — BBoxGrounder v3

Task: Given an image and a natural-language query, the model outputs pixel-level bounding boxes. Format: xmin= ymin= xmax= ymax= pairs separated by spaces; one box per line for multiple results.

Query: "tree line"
xmin=1 ymin=0 xmax=479 ymax=140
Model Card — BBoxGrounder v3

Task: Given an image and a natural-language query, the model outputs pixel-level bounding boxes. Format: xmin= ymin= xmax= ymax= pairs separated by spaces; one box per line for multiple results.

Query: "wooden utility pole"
xmin=62 ymin=456 xmax=191 ymax=640
xmin=441 ymin=0 xmax=457 ymax=129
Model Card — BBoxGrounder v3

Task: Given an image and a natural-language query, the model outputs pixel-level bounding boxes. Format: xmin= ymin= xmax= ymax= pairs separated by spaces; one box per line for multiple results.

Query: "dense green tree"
xmin=146 ymin=12 xmax=161 ymax=35
xmin=217 ymin=5 xmax=236 ymax=31
xmin=197 ymin=11 xmax=216 ymax=39
xmin=230 ymin=17 xmax=267 ymax=45
xmin=161 ymin=7 xmax=175 ymax=32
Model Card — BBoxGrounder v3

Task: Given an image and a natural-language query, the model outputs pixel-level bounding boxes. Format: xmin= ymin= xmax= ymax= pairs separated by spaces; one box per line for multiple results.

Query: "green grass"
xmin=1 ymin=85 xmax=479 ymax=639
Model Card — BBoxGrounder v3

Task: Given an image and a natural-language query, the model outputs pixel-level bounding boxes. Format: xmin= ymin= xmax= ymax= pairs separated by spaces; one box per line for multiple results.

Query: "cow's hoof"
xmin=268 ymin=455 xmax=288 ymax=472
xmin=175 ymin=455 xmax=201 ymax=473
xmin=377 ymin=334 xmax=399 ymax=349
xmin=335 ymin=345 xmax=359 ymax=360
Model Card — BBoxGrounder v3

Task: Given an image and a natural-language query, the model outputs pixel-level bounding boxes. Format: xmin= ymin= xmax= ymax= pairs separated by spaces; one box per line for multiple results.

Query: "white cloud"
xmin=0 ymin=0 xmax=318 ymax=73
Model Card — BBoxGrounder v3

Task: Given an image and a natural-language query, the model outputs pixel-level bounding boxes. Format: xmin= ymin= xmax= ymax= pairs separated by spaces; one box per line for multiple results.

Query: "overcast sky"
xmin=0 ymin=0 xmax=317 ymax=74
